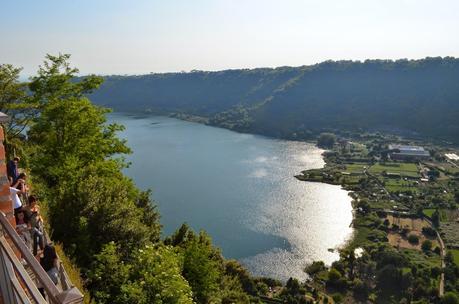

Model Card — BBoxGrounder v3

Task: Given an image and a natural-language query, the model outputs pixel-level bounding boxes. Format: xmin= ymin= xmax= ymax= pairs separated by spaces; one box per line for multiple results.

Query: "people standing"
xmin=10 ymin=177 xmax=26 ymax=217
xmin=38 ymin=244 xmax=59 ymax=299
xmin=6 ymin=156 xmax=20 ymax=182
xmin=24 ymin=196 xmax=44 ymax=256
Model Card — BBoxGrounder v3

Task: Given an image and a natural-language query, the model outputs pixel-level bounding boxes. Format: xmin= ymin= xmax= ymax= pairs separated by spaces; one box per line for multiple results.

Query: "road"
xmin=424 ymin=217 xmax=445 ymax=297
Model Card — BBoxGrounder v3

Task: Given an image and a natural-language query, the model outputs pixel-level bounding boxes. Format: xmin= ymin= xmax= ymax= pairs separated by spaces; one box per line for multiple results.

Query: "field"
xmin=401 ymin=248 xmax=441 ymax=269
xmin=426 ymin=162 xmax=459 ymax=175
xmin=450 ymin=249 xmax=459 ymax=266
xmin=423 ymin=208 xmax=448 ymax=220
xmin=384 ymin=179 xmax=418 ymax=194
xmin=369 ymin=162 xmax=420 ymax=178
xmin=386 ymin=215 xmax=438 ymax=251
xmin=386 ymin=215 xmax=430 ymax=231
xmin=441 ymin=221 xmax=459 ymax=248
xmin=343 ymin=163 xmax=367 ymax=174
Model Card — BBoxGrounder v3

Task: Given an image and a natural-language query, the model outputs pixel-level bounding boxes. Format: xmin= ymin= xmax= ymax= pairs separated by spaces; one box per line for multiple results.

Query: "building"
xmin=388 ymin=144 xmax=430 ymax=161
xmin=445 ymin=153 xmax=459 ymax=161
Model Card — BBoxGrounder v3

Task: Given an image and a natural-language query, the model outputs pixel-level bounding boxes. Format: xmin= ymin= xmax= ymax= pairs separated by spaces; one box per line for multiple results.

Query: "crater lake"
xmin=109 ymin=113 xmax=353 ymax=281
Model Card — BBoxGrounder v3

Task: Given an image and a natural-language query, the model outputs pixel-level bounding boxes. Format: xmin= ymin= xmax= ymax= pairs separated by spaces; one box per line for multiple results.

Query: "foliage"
xmin=408 ymin=234 xmax=420 ymax=245
xmin=0 ymin=63 xmax=37 ymax=139
xmin=122 ymin=245 xmax=194 ymax=304
xmin=421 ymin=240 xmax=432 ymax=252
xmin=305 ymin=261 xmax=326 ymax=277
xmin=54 ymin=243 xmax=90 ymax=304
xmin=90 ymin=57 xmax=459 ymax=143
xmin=441 ymin=292 xmax=459 ymax=304
xmin=318 ymin=133 xmax=336 ymax=149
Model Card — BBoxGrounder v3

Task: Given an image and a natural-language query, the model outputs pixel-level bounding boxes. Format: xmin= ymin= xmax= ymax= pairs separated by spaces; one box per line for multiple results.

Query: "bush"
xmin=332 ymin=293 xmax=343 ymax=303
xmin=318 ymin=133 xmax=336 ymax=149
xmin=305 ymin=261 xmax=326 ymax=277
xmin=408 ymin=234 xmax=419 ymax=245
xmin=421 ymin=240 xmax=432 ymax=252
xmin=434 ymin=246 xmax=441 ymax=255
xmin=327 ymin=268 xmax=342 ymax=284
xmin=441 ymin=292 xmax=459 ymax=304
xmin=422 ymin=227 xmax=436 ymax=238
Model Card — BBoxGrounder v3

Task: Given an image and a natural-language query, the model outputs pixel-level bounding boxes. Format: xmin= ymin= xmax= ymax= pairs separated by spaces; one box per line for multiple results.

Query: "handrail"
xmin=0 ymin=211 xmax=84 ymax=304
xmin=0 ymin=235 xmax=47 ymax=303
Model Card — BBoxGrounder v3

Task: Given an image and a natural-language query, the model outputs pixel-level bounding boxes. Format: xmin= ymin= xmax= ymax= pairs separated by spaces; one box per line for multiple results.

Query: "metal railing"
xmin=0 ymin=211 xmax=84 ymax=304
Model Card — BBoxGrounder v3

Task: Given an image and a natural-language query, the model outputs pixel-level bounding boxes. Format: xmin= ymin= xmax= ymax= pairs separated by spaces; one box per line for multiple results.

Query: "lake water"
xmin=109 ymin=113 xmax=353 ymax=281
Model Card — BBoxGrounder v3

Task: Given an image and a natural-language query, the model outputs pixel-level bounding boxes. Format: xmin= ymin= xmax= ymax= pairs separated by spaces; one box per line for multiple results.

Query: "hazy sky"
xmin=2 ymin=0 xmax=459 ymax=76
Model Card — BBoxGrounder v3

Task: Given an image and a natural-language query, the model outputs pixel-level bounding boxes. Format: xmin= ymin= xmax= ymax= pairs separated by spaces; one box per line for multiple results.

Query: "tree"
xmin=356 ymin=200 xmax=371 ymax=214
xmin=305 ymin=261 xmax=326 ymax=277
xmin=441 ymin=292 xmax=459 ymax=304
xmin=318 ymin=133 xmax=336 ymax=149
xmin=328 ymin=268 xmax=342 ymax=285
xmin=121 ymin=245 xmax=194 ymax=304
xmin=407 ymin=234 xmax=419 ymax=245
xmin=87 ymin=242 xmax=130 ymax=304
xmin=182 ymin=231 xmax=222 ymax=303
xmin=432 ymin=210 xmax=440 ymax=228
xmin=421 ymin=240 xmax=432 ymax=252
xmin=0 ymin=64 xmax=37 ymax=139
xmin=376 ymin=265 xmax=403 ymax=294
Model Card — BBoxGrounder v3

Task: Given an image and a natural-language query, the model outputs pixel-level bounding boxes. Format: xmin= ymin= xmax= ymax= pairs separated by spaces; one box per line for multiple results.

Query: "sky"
xmin=1 ymin=0 xmax=459 ymax=76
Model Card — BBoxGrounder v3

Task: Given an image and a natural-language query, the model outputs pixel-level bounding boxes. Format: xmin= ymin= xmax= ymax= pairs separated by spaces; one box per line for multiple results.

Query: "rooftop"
xmin=389 ymin=144 xmax=430 ymax=156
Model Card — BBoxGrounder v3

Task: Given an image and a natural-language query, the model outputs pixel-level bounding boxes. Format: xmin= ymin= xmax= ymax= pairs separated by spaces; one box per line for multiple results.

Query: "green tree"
xmin=328 ymin=268 xmax=342 ymax=284
xmin=28 ymin=54 xmax=129 ymax=187
xmin=0 ymin=64 xmax=37 ymax=138
xmin=182 ymin=231 xmax=222 ymax=303
xmin=421 ymin=240 xmax=432 ymax=252
xmin=121 ymin=245 xmax=194 ymax=304
xmin=318 ymin=133 xmax=336 ymax=149
xmin=432 ymin=210 xmax=440 ymax=228
xmin=441 ymin=292 xmax=459 ymax=304
xmin=407 ymin=234 xmax=419 ymax=245
xmin=305 ymin=261 xmax=326 ymax=277
xmin=87 ymin=242 xmax=130 ymax=304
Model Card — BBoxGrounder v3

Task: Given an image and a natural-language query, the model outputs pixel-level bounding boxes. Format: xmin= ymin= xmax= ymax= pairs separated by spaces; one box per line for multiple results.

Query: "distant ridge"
xmin=89 ymin=57 xmax=459 ymax=143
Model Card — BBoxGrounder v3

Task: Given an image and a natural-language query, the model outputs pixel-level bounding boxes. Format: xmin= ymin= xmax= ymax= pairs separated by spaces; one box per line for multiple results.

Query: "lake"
xmin=109 ymin=113 xmax=353 ymax=281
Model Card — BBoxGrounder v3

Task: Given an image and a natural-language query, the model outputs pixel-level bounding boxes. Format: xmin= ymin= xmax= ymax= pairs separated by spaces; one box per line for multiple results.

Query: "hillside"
xmin=90 ymin=57 xmax=459 ymax=143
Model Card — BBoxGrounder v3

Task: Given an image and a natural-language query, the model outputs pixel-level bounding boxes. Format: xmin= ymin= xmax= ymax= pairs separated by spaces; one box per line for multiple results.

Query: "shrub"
xmin=305 ymin=261 xmax=326 ymax=277
xmin=407 ymin=234 xmax=419 ymax=245
xmin=422 ymin=226 xmax=436 ymax=238
xmin=421 ymin=240 xmax=432 ymax=252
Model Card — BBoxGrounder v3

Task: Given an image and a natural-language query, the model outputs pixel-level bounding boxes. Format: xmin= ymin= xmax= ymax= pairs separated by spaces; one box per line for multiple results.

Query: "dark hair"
xmin=41 ymin=245 xmax=57 ymax=271
xmin=17 ymin=173 xmax=26 ymax=179
xmin=28 ymin=195 xmax=37 ymax=204
xmin=13 ymin=157 xmax=20 ymax=161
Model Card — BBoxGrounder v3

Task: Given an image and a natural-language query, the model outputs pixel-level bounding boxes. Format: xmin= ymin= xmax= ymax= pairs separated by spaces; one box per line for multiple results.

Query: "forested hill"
xmin=90 ymin=57 xmax=459 ymax=143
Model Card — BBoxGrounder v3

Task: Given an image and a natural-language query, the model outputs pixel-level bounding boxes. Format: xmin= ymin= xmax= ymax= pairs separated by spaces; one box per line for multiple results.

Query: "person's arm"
xmin=11 ymin=179 xmax=21 ymax=188
xmin=11 ymin=179 xmax=26 ymax=193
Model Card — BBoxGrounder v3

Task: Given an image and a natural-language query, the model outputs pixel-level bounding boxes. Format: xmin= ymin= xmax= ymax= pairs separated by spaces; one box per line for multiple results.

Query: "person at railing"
xmin=7 ymin=156 xmax=20 ymax=182
xmin=14 ymin=172 xmax=29 ymax=204
xmin=15 ymin=209 xmax=33 ymax=264
xmin=15 ymin=210 xmax=32 ymax=247
xmin=38 ymin=244 xmax=59 ymax=299
xmin=24 ymin=195 xmax=44 ymax=256
xmin=10 ymin=176 xmax=27 ymax=218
